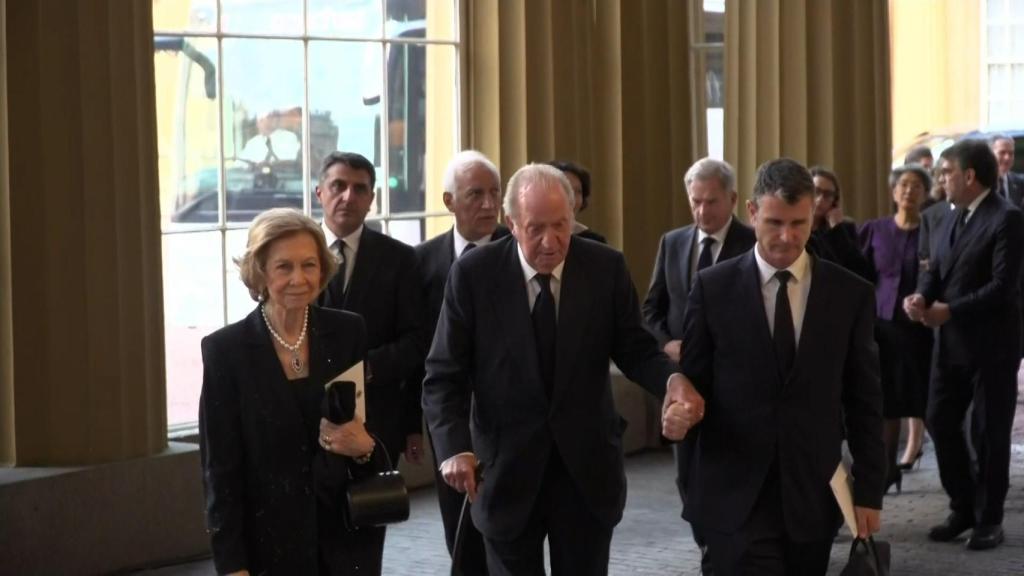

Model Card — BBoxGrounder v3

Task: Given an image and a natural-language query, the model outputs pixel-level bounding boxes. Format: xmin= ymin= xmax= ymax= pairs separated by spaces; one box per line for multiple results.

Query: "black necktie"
xmin=697 ymin=237 xmax=717 ymax=272
xmin=532 ymin=274 xmax=557 ymax=398
xmin=330 ymin=239 xmax=348 ymax=303
xmin=773 ymin=270 xmax=796 ymax=378
xmin=462 ymin=242 xmax=476 ymax=257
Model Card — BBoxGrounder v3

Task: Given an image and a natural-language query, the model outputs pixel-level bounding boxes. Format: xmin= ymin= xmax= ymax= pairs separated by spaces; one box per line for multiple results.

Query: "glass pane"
xmin=1014 ymin=24 xmax=1024 ymax=60
xmin=423 ymin=214 xmax=455 ymax=244
xmin=387 ymin=218 xmax=424 ymax=246
xmin=990 ymin=0 xmax=1008 ymax=21
xmin=989 ymin=24 xmax=1010 ymax=60
xmin=163 ymin=231 xmax=225 ymax=426
xmin=154 ymin=37 xmax=220 ymax=229
xmin=308 ymin=41 xmax=383 ymax=217
xmin=702 ymin=3 xmax=725 ymax=44
xmin=226 ymin=229 xmax=259 ymax=323
xmin=153 ymin=0 xmax=217 ymax=33
xmin=387 ymin=44 xmax=456 ymax=215
xmin=222 ymin=38 xmax=306 ymax=224
xmin=387 ymin=0 xmax=453 ymax=40
xmin=221 ymin=0 xmax=302 ymax=36
xmin=991 ymin=64 xmax=1011 ymax=100
xmin=308 ymin=0 xmax=383 ymax=38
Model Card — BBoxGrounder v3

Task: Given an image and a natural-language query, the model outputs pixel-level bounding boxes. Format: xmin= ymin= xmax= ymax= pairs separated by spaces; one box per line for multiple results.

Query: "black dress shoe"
xmin=966 ymin=524 xmax=1004 ymax=550
xmin=928 ymin=513 xmax=975 ymax=542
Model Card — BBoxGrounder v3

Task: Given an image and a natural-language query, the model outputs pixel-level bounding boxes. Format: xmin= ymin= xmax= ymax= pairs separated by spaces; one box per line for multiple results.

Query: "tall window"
xmin=691 ymin=0 xmax=725 ymax=159
xmin=152 ymin=0 xmax=460 ymax=429
xmin=984 ymin=0 xmax=1024 ymax=126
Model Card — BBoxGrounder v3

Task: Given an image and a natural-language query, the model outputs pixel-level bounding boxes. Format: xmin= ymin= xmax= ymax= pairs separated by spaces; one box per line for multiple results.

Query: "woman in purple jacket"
xmin=859 ymin=164 xmax=934 ymax=495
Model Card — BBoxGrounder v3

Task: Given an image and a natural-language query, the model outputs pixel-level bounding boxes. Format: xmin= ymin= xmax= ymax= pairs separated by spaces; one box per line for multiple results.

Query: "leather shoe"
xmin=928 ymin=513 xmax=974 ymax=542
xmin=966 ymin=524 xmax=1004 ymax=550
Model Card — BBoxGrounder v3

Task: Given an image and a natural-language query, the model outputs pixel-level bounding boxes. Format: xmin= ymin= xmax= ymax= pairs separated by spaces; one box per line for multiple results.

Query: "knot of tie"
xmin=774 ymin=270 xmax=793 ymax=285
xmin=535 ymin=273 xmax=552 ymax=291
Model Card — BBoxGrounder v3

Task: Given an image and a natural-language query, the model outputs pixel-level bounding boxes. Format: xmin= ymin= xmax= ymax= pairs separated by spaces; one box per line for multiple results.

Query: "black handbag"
xmin=344 ymin=439 xmax=410 ymax=528
xmin=840 ymin=536 xmax=890 ymax=576
xmin=318 ymin=381 xmax=410 ymax=528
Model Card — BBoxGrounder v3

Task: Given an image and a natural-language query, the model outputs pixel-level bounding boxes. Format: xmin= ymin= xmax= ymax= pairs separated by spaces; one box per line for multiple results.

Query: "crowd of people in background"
xmin=197 ymin=136 xmax=1021 ymax=575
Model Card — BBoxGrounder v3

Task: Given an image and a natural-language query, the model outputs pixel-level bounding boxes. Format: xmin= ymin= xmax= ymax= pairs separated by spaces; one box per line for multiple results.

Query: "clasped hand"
xmin=318 ymin=416 xmax=375 ymax=457
xmin=662 ymin=374 xmax=705 ymax=441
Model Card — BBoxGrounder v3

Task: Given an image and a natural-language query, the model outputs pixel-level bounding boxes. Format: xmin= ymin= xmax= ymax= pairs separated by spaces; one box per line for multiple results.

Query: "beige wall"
xmin=890 ymin=0 xmax=981 ymax=150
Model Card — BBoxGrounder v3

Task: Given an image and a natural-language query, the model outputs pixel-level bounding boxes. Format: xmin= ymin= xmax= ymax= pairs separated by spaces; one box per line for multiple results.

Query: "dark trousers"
xmin=927 ymin=360 xmax=1019 ymax=525
xmin=675 ymin=440 xmax=713 ymax=574
xmin=319 ymin=515 xmax=385 ymax=575
xmin=482 ymin=450 xmax=613 ymax=576
xmin=704 ymin=466 xmax=833 ymax=576
xmin=429 ymin=431 xmax=489 ymax=575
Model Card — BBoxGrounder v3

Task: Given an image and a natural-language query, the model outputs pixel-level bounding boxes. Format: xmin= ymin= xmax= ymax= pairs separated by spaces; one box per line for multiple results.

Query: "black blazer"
xmin=410 ymin=226 xmax=511 ymax=418
xmin=422 ymin=236 xmax=677 ymax=540
xmin=918 ymin=200 xmax=952 ymax=265
xmin=319 ymin=226 xmax=425 ymax=458
xmin=808 ymin=220 xmax=874 ymax=281
xmin=917 ymin=192 xmax=1024 ymax=366
xmin=642 ymin=219 xmax=756 ymax=347
xmin=996 ymin=172 xmax=1024 ymax=208
xmin=575 ymin=227 xmax=608 ymax=244
xmin=199 ymin=306 xmax=367 ymax=576
xmin=679 ymin=251 xmax=885 ymax=540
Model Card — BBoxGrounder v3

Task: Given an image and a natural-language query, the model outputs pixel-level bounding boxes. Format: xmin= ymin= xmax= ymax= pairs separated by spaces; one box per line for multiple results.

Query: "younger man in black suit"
xmin=904 ymin=139 xmax=1023 ymax=550
xmin=663 ymin=158 xmax=885 ymax=576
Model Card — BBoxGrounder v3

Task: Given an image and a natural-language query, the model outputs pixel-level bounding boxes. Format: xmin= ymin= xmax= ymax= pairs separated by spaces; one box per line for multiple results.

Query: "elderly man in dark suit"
xmin=991 ymin=134 xmax=1024 ymax=207
xmin=642 ymin=157 xmax=754 ymax=574
xmin=315 ymin=151 xmax=426 ymax=562
xmin=423 ymin=163 xmax=680 ymax=575
xmin=663 ymin=158 xmax=885 ymax=576
xmin=415 ymin=149 xmax=509 ymax=574
xmin=904 ymin=139 xmax=1024 ymax=550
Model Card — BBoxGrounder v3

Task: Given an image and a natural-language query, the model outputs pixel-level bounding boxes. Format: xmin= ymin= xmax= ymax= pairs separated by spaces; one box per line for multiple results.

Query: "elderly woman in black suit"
xmin=199 ymin=208 xmax=381 ymax=575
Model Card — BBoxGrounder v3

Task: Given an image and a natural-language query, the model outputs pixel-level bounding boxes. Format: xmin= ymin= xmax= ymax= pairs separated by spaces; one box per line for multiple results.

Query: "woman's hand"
xmin=319 ymin=416 xmax=375 ymax=457
xmin=226 ymin=571 xmax=251 ymax=576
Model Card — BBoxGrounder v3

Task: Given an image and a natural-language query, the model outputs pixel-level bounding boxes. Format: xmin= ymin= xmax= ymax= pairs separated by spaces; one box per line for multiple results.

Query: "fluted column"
xmin=3 ymin=0 xmax=166 ymax=465
xmin=464 ymin=0 xmax=696 ymax=288
xmin=726 ymin=0 xmax=891 ymax=219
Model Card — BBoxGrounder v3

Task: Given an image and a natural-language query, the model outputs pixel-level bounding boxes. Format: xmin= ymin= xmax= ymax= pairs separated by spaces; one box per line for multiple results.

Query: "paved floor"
xmin=140 ymin=399 xmax=1024 ymax=576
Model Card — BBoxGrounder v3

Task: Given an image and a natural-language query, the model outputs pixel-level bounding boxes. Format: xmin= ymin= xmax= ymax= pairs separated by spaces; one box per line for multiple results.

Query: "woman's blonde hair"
xmin=235 ymin=208 xmax=338 ymax=301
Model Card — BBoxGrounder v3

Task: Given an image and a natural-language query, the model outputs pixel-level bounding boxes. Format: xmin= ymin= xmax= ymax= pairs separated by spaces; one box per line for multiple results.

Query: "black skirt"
xmin=874 ymin=315 xmax=933 ymax=418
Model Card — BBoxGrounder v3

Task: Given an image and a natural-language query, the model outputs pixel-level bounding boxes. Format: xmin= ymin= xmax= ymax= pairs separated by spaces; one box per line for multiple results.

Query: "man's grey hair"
xmin=443 ymin=150 xmax=500 ymax=194
xmin=989 ymin=133 xmax=1014 ymax=148
xmin=684 ymin=157 xmax=736 ymax=194
xmin=503 ymin=163 xmax=576 ymax=219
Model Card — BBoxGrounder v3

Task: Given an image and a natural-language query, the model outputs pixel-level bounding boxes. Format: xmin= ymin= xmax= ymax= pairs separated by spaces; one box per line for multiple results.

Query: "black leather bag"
xmin=318 ymin=381 xmax=410 ymax=528
xmin=345 ymin=443 xmax=410 ymax=528
xmin=840 ymin=536 xmax=890 ymax=576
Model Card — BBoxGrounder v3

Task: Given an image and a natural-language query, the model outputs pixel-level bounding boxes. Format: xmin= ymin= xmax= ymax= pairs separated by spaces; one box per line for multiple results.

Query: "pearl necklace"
xmin=261 ymin=304 xmax=309 ymax=374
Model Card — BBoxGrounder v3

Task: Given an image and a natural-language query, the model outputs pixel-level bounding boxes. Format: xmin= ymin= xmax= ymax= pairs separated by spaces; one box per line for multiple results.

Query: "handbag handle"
xmin=847 ymin=536 xmax=884 ymax=573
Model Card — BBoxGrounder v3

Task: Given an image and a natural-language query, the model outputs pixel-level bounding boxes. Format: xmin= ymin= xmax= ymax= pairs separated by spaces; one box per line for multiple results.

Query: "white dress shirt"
xmin=754 ymin=246 xmax=812 ymax=346
xmin=453 ymin=228 xmax=496 ymax=259
xmin=516 ymin=243 xmax=564 ymax=316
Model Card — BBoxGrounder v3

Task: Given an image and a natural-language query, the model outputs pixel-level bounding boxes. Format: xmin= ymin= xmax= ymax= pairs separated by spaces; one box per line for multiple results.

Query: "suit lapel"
xmin=493 ymin=240 xmax=546 ymax=400
xmin=443 ymin=229 xmax=457 ymax=267
xmin=680 ymin=227 xmax=696 ymax=290
xmin=738 ymin=252 xmax=785 ymax=389
xmin=550 ymin=241 xmax=591 ymax=408
xmin=343 ymin=227 xmax=378 ymax=312
xmin=941 ymin=195 xmax=994 ymax=278
xmin=788 ymin=256 xmax=829 ymax=391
